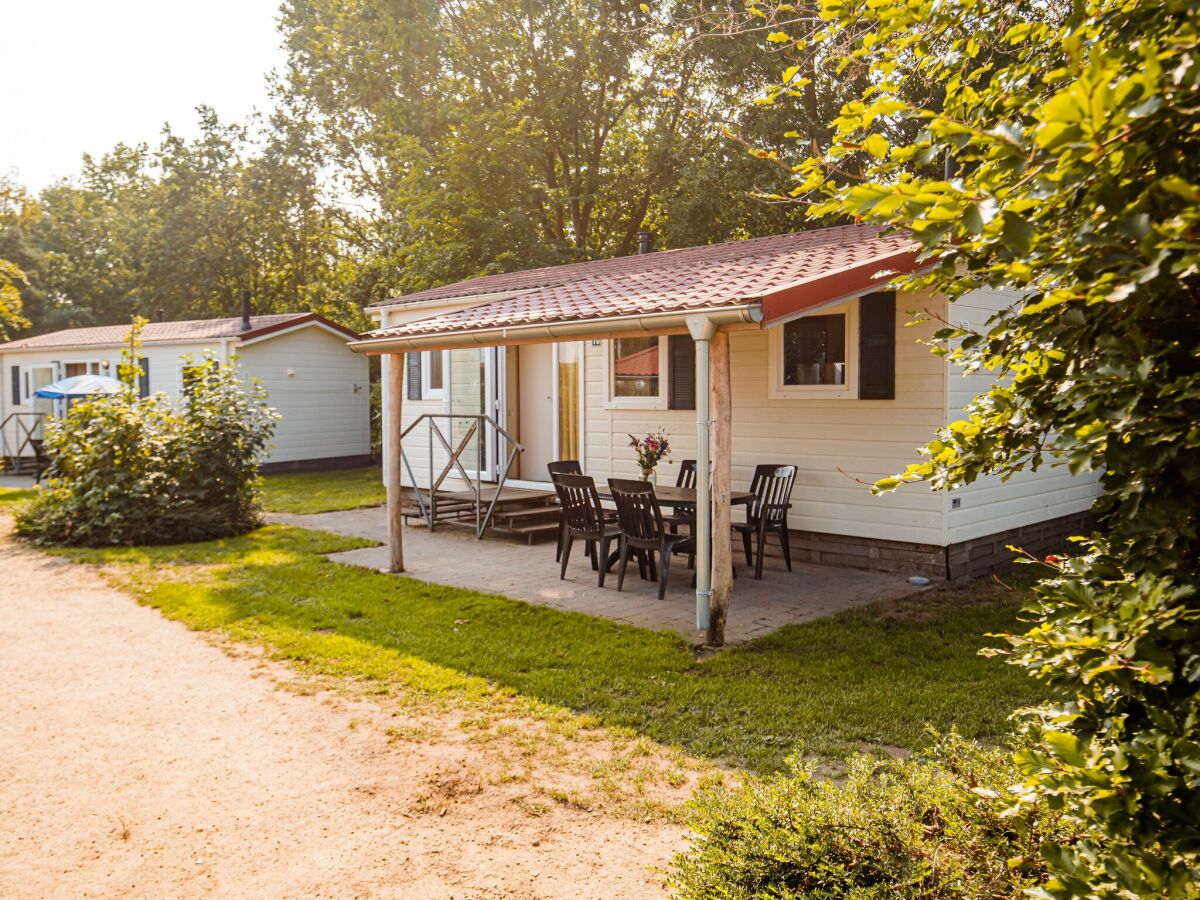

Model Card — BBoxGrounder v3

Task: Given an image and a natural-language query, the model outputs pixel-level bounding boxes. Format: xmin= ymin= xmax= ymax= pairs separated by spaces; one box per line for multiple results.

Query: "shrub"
xmin=668 ymin=733 xmax=1087 ymax=899
xmin=16 ymin=346 xmax=277 ymax=546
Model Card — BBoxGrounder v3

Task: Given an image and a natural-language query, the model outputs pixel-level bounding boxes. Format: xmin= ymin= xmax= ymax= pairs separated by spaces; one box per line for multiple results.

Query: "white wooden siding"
xmin=238 ymin=326 xmax=370 ymax=464
xmin=583 ymin=291 xmax=950 ymax=546
xmin=943 ymin=288 xmax=1101 ymax=542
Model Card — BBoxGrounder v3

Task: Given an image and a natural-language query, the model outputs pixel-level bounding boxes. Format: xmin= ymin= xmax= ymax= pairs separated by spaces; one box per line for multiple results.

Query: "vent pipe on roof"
xmin=156 ymin=308 xmax=165 ymax=322
xmin=637 ymin=230 xmax=655 ymax=255
xmin=240 ymin=289 xmax=252 ymax=331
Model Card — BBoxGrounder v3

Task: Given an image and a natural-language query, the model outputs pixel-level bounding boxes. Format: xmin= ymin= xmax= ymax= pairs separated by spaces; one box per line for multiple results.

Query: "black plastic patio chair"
xmin=607 ymin=478 xmax=693 ymax=601
xmin=548 ymin=460 xmax=583 ymax=562
xmin=555 ymin=473 xmax=623 ymax=587
xmin=733 ymin=464 xmax=797 ymax=579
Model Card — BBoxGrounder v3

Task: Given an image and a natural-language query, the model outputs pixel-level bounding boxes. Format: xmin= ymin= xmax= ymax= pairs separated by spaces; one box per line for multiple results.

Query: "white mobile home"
xmin=354 ymin=225 xmax=1099 ymax=582
xmin=0 ymin=312 xmax=370 ymax=472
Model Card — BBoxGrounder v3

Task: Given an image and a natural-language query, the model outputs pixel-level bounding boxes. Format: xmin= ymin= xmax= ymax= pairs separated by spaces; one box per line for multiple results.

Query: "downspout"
xmin=686 ymin=314 xmax=718 ymax=632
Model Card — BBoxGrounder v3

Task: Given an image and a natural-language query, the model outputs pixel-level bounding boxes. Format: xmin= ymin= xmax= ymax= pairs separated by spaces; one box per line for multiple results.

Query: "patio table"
xmin=594 ymin=483 xmax=755 ymax=508
xmin=592 ymin=483 xmax=755 ymax=578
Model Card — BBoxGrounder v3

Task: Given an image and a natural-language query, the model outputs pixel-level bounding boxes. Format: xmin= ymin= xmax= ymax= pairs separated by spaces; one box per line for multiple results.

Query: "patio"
xmin=270 ymin=507 xmax=924 ymax=643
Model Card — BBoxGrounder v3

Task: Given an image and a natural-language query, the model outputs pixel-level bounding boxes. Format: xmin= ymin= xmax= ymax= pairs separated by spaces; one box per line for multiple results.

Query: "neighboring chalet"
xmin=352 ymin=224 xmax=1099 ymax=601
xmin=0 ymin=311 xmax=370 ymax=472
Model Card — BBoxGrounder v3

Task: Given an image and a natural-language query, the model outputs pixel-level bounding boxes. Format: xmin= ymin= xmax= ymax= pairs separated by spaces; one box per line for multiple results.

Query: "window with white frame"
xmin=608 ymin=336 xmax=668 ymax=407
xmin=422 ymin=350 xmax=446 ymax=400
xmin=768 ymin=299 xmax=859 ymax=399
xmin=63 ymin=361 xmax=107 ymax=378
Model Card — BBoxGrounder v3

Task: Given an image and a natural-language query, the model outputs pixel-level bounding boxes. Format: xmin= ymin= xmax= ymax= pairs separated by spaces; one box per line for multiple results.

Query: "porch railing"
xmin=398 ymin=413 xmax=523 ymax=538
xmin=1 ymin=412 xmax=46 ymax=474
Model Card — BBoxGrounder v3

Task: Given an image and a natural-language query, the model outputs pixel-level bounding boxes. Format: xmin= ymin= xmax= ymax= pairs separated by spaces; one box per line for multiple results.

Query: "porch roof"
xmin=352 ymin=224 xmax=922 ymax=352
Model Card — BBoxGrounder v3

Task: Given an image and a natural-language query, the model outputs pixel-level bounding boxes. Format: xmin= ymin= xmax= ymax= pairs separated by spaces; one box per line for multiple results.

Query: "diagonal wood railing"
xmin=0 ymin=412 xmax=47 ymax=476
xmin=397 ymin=413 xmax=523 ymax=538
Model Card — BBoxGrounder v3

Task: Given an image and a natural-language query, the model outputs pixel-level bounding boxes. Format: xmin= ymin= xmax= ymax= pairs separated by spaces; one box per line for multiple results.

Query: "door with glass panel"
xmin=448 ymin=347 xmax=500 ymax=481
xmin=516 ymin=341 xmax=582 ymax=482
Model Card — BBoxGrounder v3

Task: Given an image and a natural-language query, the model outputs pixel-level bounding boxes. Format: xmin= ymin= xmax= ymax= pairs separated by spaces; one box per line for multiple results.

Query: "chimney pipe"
xmin=637 ymin=230 xmax=654 ymax=255
xmin=240 ymin=289 xmax=251 ymax=331
xmin=156 ymin=308 xmax=165 ymax=323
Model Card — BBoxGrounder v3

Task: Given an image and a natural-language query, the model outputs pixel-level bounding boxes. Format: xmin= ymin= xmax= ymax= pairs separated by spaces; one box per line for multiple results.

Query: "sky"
xmin=0 ymin=0 xmax=287 ymax=192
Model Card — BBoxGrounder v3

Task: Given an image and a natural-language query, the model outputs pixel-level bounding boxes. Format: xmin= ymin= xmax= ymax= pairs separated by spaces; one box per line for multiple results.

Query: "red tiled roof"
xmin=362 ymin=225 xmax=921 ymax=344
xmin=0 ymin=313 xmax=359 ymax=352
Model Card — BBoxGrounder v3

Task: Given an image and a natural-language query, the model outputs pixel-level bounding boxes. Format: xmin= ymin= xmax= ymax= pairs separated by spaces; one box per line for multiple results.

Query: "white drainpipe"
xmin=686 ymin=314 xmax=717 ymax=632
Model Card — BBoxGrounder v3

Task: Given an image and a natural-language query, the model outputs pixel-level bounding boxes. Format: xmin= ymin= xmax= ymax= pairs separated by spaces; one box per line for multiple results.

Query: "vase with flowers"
xmin=629 ymin=431 xmax=670 ymax=485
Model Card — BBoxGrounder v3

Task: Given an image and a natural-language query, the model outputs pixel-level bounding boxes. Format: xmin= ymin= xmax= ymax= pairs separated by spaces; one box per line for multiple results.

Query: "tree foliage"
xmin=685 ymin=0 xmax=1200 ymax=894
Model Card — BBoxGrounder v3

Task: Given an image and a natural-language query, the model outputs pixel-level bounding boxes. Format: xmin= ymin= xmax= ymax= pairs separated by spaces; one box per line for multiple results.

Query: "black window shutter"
xmin=11 ymin=366 xmax=19 ymax=405
xmin=138 ymin=357 xmax=150 ymax=398
xmin=858 ymin=292 xmax=896 ymax=400
xmin=668 ymin=334 xmax=696 ymax=410
xmin=405 ymin=352 xmax=422 ymax=400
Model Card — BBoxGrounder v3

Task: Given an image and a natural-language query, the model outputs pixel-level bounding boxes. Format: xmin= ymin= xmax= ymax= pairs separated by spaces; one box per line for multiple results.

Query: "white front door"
xmin=519 ymin=343 xmax=555 ymax=481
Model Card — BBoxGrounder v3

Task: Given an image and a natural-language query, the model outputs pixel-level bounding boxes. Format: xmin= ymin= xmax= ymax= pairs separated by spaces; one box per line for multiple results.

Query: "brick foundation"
xmin=757 ymin=510 xmax=1092 ymax=581
xmin=945 ymin=511 xmax=1092 ymax=581
xmin=259 ymin=454 xmax=375 ymax=475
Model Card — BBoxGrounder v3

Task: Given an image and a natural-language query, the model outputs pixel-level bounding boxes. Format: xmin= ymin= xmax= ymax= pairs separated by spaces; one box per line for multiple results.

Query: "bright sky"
xmin=0 ymin=0 xmax=287 ymax=192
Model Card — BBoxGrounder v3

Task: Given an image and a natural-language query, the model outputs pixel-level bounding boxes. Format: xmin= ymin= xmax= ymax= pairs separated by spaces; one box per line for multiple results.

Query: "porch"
xmin=270 ymin=506 xmax=922 ymax=644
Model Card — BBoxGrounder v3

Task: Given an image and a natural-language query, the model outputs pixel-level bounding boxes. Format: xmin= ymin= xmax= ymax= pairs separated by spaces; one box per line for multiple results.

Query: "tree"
xmin=724 ymin=0 xmax=1199 ymax=893
xmin=274 ymin=0 xmax=816 ymax=302
xmin=0 ymin=258 xmax=31 ymax=340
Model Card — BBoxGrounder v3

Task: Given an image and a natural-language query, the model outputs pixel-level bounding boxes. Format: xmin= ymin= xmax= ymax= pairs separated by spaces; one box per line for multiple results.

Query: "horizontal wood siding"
xmin=944 ymin=288 xmax=1101 ymax=543
xmin=583 ymin=291 xmax=949 ymax=545
xmin=238 ymin=327 xmax=370 ymax=464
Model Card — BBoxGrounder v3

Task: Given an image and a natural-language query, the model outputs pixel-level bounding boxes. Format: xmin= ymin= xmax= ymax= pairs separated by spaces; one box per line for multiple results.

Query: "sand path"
xmin=0 ymin=524 xmax=680 ymax=898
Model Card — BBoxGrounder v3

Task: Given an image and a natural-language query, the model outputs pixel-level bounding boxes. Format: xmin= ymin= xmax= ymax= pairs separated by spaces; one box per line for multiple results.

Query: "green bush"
xmin=15 ymin=352 xmax=277 ymax=546
xmin=668 ymin=733 xmax=1086 ymax=899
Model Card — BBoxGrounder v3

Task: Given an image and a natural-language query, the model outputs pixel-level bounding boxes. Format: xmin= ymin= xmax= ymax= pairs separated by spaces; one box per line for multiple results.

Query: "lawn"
xmin=260 ymin=465 xmax=385 ymax=514
xmin=0 ymin=486 xmax=36 ymax=507
xmin=63 ymin=524 xmax=1047 ymax=773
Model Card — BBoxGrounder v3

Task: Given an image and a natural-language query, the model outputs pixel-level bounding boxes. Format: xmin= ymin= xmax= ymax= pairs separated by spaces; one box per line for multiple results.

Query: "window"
xmin=768 ymin=299 xmax=859 ymax=399
xmin=783 ymin=315 xmax=846 ymax=386
xmin=609 ymin=336 xmax=668 ymax=407
xmin=63 ymin=361 xmax=106 ymax=378
xmin=422 ymin=350 xmax=446 ymax=400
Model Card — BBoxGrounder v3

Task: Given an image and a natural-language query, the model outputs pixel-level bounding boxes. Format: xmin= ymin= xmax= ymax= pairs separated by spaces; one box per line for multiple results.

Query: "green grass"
xmin=0 ymin=486 xmax=36 ymax=507
xmin=61 ymin=525 xmax=1047 ymax=773
xmin=260 ymin=465 xmax=385 ymax=514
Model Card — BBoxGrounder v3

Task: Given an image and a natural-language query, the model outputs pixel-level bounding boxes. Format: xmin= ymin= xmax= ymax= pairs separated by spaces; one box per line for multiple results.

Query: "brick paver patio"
xmin=270 ymin=508 xmax=925 ymax=644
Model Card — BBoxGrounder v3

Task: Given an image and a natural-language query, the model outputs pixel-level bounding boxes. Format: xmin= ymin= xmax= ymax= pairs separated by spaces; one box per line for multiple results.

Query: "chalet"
xmin=350 ymin=223 xmax=1098 ymax=627
xmin=0 ymin=311 xmax=370 ymax=472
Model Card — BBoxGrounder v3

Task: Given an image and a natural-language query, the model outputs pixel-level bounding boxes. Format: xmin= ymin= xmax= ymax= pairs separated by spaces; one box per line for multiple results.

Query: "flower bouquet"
xmin=629 ymin=431 xmax=670 ymax=483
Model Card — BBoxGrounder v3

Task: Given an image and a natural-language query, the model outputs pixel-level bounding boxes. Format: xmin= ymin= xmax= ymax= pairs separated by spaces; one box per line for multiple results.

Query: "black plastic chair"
xmin=548 ymin=460 xmax=583 ymax=562
xmin=607 ymin=478 xmax=693 ymax=601
xmin=733 ymin=464 xmax=797 ymax=579
xmin=555 ymin=473 xmax=622 ymax=587
xmin=664 ymin=458 xmax=698 ymax=564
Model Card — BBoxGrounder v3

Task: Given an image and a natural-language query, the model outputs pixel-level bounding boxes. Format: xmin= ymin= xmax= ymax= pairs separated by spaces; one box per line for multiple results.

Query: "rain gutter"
xmin=347 ymin=303 xmax=765 ymax=354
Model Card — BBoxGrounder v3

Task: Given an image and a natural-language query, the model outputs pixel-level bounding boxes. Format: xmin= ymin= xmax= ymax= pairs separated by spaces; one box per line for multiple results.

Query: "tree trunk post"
xmin=386 ymin=351 xmax=405 ymax=573
xmin=707 ymin=330 xmax=732 ymax=647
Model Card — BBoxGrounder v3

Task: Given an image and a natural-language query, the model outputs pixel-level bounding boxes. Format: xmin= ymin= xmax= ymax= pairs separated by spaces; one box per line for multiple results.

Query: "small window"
xmin=614 ymin=338 xmax=662 ymax=400
xmin=768 ymin=299 xmax=859 ymax=399
xmin=422 ymin=351 xmax=446 ymax=400
xmin=783 ymin=315 xmax=846 ymax=386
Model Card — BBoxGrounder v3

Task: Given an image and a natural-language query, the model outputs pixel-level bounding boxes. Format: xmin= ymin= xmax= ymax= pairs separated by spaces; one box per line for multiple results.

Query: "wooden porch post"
xmin=707 ymin=330 xmax=733 ymax=646
xmin=386 ymin=351 xmax=405 ymax=573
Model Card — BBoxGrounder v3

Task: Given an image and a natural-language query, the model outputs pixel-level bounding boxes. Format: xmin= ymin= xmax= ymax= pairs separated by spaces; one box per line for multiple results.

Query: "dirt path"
xmin=0 ymin=523 xmax=683 ymax=898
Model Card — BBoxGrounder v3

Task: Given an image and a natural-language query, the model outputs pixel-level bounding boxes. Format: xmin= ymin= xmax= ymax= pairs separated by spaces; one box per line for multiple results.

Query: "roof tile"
xmin=366 ymin=225 xmax=918 ymax=342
